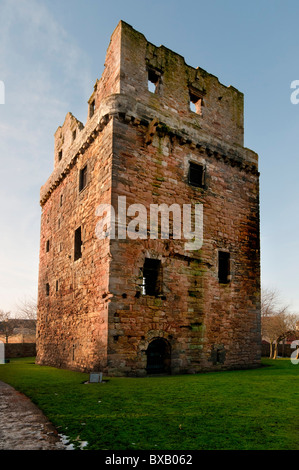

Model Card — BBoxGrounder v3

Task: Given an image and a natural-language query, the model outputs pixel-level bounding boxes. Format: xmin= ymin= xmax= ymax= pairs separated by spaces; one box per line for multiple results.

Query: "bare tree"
xmin=0 ymin=310 xmax=18 ymax=344
xmin=261 ymin=287 xmax=299 ymax=358
xmin=15 ymin=297 xmax=37 ymax=331
xmin=15 ymin=296 xmax=37 ymax=320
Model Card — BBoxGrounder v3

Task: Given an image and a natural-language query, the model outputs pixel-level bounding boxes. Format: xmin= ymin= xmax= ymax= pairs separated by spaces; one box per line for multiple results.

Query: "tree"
xmin=0 ymin=310 xmax=18 ymax=344
xmin=15 ymin=297 xmax=37 ymax=330
xmin=261 ymin=287 xmax=299 ymax=359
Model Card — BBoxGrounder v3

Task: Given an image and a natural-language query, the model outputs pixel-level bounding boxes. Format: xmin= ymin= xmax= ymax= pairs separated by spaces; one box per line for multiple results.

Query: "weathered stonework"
xmin=36 ymin=21 xmax=261 ymax=376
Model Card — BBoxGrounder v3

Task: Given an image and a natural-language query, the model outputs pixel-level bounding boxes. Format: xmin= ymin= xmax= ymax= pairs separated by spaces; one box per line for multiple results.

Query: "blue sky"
xmin=0 ymin=0 xmax=299 ymax=314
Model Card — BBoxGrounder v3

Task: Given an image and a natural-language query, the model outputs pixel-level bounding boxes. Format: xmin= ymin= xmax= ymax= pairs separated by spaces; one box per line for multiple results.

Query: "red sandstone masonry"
xmin=37 ymin=21 xmax=261 ymax=375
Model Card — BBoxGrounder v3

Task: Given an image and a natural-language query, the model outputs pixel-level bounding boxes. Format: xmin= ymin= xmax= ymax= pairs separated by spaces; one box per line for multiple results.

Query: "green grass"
xmin=0 ymin=357 xmax=299 ymax=450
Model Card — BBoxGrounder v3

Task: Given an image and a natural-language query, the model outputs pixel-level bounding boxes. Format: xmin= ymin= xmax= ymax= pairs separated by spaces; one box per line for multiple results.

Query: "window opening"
xmin=74 ymin=226 xmax=82 ymax=261
xmin=218 ymin=251 xmax=230 ymax=284
xmin=148 ymin=68 xmax=160 ymax=94
xmin=79 ymin=165 xmax=87 ymax=191
xmin=188 ymin=161 xmax=205 ymax=188
xmin=142 ymin=258 xmax=162 ymax=296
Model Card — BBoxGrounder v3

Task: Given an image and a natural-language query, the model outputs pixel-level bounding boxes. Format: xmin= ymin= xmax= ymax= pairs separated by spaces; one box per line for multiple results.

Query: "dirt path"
xmin=0 ymin=381 xmax=66 ymax=450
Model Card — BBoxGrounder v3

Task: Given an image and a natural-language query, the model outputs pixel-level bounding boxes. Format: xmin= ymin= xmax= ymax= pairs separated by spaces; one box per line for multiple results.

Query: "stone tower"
xmin=36 ymin=21 xmax=261 ymax=376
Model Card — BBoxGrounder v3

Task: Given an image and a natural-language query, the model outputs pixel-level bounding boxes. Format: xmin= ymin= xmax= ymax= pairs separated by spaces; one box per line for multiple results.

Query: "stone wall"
xmin=4 ymin=343 xmax=36 ymax=359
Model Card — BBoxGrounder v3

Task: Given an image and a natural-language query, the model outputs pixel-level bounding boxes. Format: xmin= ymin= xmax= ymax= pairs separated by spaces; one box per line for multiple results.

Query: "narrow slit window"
xmin=189 ymin=90 xmax=203 ymax=115
xmin=60 ymin=194 xmax=63 ymax=207
xmin=79 ymin=165 xmax=87 ymax=192
xmin=46 ymin=283 xmax=50 ymax=296
xmin=46 ymin=239 xmax=50 ymax=252
xmin=74 ymin=226 xmax=82 ymax=261
xmin=58 ymin=149 xmax=63 ymax=161
xmin=56 ymin=280 xmax=59 ymax=292
xmin=148 ymin=68 xmax=160 ymax=94
xmin=142 ymin=258 xmax=162 ymax=296
xmin=72 ymin=130 xmax=76 ymax=141
xmin=188 ymin=162 xmax=205 ymax=188
xmin=89 ymin=100 xmax=95 ymax=118
xmin=218 ymin=251 xmax=230 ymax=284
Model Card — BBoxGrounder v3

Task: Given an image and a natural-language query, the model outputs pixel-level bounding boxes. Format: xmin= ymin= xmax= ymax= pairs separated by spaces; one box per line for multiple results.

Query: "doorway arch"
xmin=146 ymin=338 xmax=171 ymax=374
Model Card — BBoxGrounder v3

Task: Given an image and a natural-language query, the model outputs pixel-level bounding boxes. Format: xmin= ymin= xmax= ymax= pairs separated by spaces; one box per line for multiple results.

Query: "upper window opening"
xmin=218 ymin=251 xmax=230 ymax=284
xmin=58 ymin=150 xmax=63 ymax=161
xmin=148 ymin=68 xmax=160 ymax=94
xmin=79 ymin=165 xmax=87 ymax=192
xmin=89 ymin=100 xmax=95 ymax=118
xmin=142 ymin=258 xmax=162 ymax=296
xmin=188 ymin=162 xmax=205 ymax=188
xmin=72 ymin=130 xmax=77 ymax=141
xmin=189 ymin=90 xmax=204 ymax=115
xmin=74 ymin=226 xmax=82 ymax=261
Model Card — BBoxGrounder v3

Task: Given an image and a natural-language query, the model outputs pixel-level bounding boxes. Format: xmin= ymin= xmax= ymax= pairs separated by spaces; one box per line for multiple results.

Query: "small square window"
xmin=74 ymin=226 xmax=82 ymax=261
xmin=188 ymin=162 xmax=205 ymax=188
xmin=218 ymin=251 xmax=230 ymax=284
xmin=148 ymin=68 xmax=161 ymax=94
xmin=79 ymin=165 xmax=88 ymax=192
xmin=189 ymin=90 xmax=204 ymax=115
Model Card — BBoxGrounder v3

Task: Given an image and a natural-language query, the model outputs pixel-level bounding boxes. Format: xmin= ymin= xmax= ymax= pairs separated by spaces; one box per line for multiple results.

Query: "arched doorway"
xmin=146 ymin=338 xmax=171 ymax=374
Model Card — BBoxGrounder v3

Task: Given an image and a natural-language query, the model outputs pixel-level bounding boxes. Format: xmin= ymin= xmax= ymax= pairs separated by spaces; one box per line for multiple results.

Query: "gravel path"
xmin=0 ymin=381 xmax=66 ymax=450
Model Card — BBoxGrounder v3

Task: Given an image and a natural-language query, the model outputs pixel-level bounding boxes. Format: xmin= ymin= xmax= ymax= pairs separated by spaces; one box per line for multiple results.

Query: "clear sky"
xmin=0 ymin=0 xmax=299 ymax=314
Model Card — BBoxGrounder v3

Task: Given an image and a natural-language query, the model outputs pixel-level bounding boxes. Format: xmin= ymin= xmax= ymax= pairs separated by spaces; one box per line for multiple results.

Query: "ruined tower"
xmin=36 ymin=21 xmax=261 ymax=375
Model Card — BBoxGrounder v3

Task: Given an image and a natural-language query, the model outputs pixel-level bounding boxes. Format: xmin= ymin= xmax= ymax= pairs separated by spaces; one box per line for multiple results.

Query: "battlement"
xmin=44 ymin=21 xmax=254 ymax=206
xmin=53 ymin=21 xmax=245 ymax=164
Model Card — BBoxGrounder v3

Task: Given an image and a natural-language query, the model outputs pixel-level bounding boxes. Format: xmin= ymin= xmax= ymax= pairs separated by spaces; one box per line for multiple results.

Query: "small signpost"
xmin=89 ymin=372 xmax=103 ymax=383
xmin=0 ymin=341 xmax=5 ymax=365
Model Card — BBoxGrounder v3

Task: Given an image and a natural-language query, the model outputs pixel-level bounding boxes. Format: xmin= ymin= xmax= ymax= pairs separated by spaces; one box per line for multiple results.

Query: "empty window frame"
xmin=218 ymin=251 xmax=230 ymax=284
xmin=79 ymin=165 xmax=88 ymax=192
xmin=89 ymin=100 xmax=95 ymax=118
xmin=188 ymin=161 xmax=205 ymax=188
xmin=148 ymin=68 xmax=161 ymax=94
xmin=189 ymin=89 xmax=204 ymax=115
xmin=142 ymin=258 xmax=162 ymax=296
xmin=74 ymin=226 xmax=82 ymax=261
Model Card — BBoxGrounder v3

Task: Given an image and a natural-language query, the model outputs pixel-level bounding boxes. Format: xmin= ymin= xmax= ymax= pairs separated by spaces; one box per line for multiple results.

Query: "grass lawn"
xmin=0 ymin=357 xmax=298 ymax=450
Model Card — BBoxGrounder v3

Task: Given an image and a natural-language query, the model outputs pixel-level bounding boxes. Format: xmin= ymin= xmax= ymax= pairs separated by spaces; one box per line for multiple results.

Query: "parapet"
xmin=41 ymin=21 xmax=256 ymax=205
